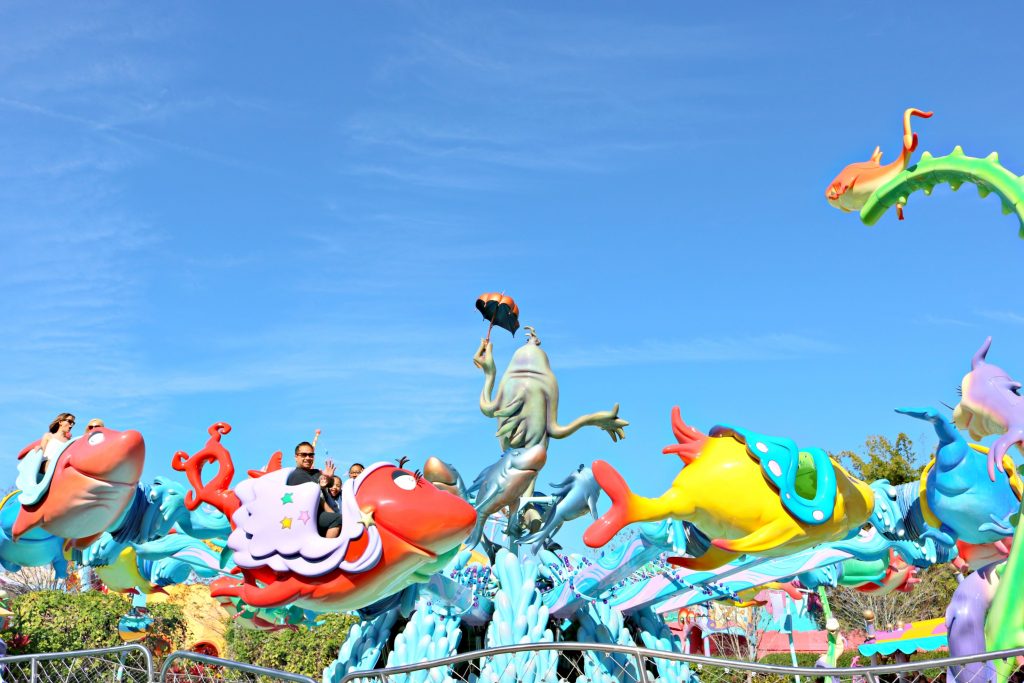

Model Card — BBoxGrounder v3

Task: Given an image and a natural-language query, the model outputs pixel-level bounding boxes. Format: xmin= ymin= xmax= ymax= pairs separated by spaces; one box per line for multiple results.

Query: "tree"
xmin=834 ymin=433 xmax=923 ymax=485
xmin=825 ymin=564 xmax=960 ymax=634
xmin=0 ymin=565 xmax=69 ymax=596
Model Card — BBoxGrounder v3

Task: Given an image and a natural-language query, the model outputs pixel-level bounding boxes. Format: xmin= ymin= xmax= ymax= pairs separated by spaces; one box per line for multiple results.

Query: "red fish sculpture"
xmin=172 ymin=424 xmax=477 ymax=611
xmin=13 ymin=427 xmax=146 ymax=548
xmin=825 ymin=108 xmax=932 ymax=220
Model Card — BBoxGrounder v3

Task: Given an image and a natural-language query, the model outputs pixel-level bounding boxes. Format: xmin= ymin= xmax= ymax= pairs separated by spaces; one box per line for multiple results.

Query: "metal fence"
xmin=0 ymin=644 xmax=153 ymax=683
xmin=159 ymin=651 xmax=316 ymax=683
xmin=338 ymin=642 xmax=1024 ymax=683
xmin=5 ymin=641 xmax=1024 ymax=683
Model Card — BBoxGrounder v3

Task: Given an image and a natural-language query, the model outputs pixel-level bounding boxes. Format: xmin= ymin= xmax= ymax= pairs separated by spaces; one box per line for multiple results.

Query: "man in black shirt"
xmin=285 ymin=441 xmax=342 ymax=538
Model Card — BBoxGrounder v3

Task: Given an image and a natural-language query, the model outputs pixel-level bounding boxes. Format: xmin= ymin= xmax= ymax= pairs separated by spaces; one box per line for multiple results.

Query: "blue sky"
xmin=3 ymin=2 xmax=1024 ymax=549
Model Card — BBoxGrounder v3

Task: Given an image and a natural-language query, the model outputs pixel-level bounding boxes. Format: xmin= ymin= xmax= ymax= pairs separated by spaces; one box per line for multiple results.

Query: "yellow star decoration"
xmin=359 ymin=509 xmax=376 ymax=527
xmin=281 ymin=517 xmax=292 ymax=529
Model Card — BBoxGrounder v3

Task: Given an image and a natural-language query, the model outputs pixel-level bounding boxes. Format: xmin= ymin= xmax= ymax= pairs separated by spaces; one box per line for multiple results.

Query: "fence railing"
xmin=338 ymin=641 xmax=1024 ymax=683
xmin=159 ymin=651 xmax=317 ymax=683
xmin=0 ymin=644 xmax=154 ymax=683
xmin=3 ymin=641 xmax=1024 ymax=683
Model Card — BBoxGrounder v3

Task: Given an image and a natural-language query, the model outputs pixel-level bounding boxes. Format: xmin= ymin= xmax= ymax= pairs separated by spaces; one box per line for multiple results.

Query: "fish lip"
xmin=507 ymin=368 xmax=549 ymax=378
xmin=374 ymin=517 xmax=439 ymax=560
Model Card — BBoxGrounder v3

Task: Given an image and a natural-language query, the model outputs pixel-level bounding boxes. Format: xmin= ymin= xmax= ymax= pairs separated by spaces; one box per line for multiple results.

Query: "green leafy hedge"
xmin=759 ymin=651 xmax=857 ymax=667
xmin=225 ymin=613 xmax=360 ymax=677
xmin=0 ymin=590 xmax=186 ymax=655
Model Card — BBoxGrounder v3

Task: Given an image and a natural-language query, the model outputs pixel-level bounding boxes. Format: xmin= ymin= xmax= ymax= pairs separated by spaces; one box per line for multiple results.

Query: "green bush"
xmin=759 ymin=651 xmax=857 ymax=668
xmin=0 ymin=590 xmax=186 ymax=655
xmin=225 ymin=613 xmax=360 ymax=677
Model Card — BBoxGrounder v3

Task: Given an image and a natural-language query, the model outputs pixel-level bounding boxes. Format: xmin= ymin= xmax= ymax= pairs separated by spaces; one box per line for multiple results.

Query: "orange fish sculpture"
xmin=825 ymin=107 xmax=933 ymax=220
xmin=13 ymin=427 xmax=146 ymax=548
xmin=173 ymin=424 xmax=477 ymax=611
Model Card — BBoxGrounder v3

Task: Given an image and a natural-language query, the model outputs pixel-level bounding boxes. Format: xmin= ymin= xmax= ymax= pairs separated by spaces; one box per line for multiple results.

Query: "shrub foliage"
xmin=225 ymin=613 xmax=360 ymax=677
xmin=1 ymin=590 xmax=186 ymax=655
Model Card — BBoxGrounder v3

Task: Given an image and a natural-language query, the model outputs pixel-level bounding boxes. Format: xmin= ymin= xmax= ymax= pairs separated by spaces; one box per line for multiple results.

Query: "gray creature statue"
xmin=422 ymin=457 xmax=468 ymax=499
xmin=470 ymin=327 xmax=627 ymax=547
xmin=465 ymin=443 xmax=547 ymax=548
xmin=473 ymin=326 xmax=628 ymax=451
xmin=520 ymin=464 xmax=602 ymax=552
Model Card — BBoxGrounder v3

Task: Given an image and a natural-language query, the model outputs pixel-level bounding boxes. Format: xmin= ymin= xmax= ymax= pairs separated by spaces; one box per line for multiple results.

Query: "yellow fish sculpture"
xmin=94 ymin=547 xmax=165 ymax=595
xmin=584 ymin=407 xmax=874 ymax=569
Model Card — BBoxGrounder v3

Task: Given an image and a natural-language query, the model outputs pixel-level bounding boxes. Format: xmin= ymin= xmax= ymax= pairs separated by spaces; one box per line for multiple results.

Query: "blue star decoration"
xmin=281 ymin=492 xmax=294 ymax=504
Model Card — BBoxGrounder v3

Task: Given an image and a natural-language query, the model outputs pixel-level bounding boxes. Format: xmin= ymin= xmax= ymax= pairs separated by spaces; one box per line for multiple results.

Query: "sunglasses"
xmin=63 ymin=419 xmax=75 ymax=426
xmin=297 ymin=453 xmax=315 ymax=458
xmin=87 ymin=425 xmax=101 ymax=431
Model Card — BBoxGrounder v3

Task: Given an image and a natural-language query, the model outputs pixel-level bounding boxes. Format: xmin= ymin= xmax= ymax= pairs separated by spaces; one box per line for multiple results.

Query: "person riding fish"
xmin=173 ymin=422 xmax=478 ymax=612
xmin=285 ymin=442 xmax=342 ymax=538
xmin=35 ymin=413 xmax=75 ymax=475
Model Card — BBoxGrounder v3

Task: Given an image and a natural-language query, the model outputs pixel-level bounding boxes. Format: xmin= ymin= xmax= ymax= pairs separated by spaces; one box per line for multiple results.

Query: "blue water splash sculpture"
xmin=478 ymin=550 xmax=557 ymax=683
xmin=323 ymin=610 xmax=399 ymax=683
xmin=383 ymin=593 xmax=464 ymax=683
xmin=576 ymin=601 xmax=640 ymax=683
xmin=630 ymin=606 xmax=697 ymax=683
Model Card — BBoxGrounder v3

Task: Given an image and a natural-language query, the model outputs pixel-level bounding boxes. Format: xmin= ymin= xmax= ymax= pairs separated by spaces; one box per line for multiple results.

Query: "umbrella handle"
xmin=484 ymin=291 xmax=504 ymax=344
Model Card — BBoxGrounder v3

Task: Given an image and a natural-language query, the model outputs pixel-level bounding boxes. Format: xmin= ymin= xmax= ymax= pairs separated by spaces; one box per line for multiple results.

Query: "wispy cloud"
xmin=340 ymin=8 xmax=754 ymax=190
xmin=918 ymin=314 xmax=974 ymax=327
xmin=979 ymin=310 xmax=1024 ymax=325
xmin=0 ymin=96 xmax=270 ymax=174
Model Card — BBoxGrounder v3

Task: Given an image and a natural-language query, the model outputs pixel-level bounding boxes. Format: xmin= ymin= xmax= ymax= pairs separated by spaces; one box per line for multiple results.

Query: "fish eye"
xmin=391 ymin=470 xmax=417 ymax=491
xmin=88 ymin=431 xmax=105 ymax=446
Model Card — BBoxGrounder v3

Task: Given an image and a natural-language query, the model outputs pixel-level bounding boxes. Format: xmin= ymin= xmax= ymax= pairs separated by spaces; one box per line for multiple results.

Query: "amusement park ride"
xmin=4 ymin=108 xmax=1024 ymax=682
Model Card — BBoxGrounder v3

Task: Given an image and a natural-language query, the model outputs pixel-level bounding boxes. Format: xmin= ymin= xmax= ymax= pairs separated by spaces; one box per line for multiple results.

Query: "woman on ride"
xmin=39 ymin=413 xmax=75 ymax=463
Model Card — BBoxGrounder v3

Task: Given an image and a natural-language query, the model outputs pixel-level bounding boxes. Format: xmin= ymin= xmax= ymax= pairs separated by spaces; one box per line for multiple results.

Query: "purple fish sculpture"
xmin=946 ymin=563 xmax=1001 ymax=683
xmin=953 ymin=338 xmax=1024 ymax=481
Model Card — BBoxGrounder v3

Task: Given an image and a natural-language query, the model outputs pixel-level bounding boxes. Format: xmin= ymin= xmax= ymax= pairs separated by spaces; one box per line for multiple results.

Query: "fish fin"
xmin=493 ymin=393 xmax=525 ymax=418
xmin=248 ymin=451 xmax=283 ymax=478
xmin=711 ymin=520 xmax=800 ymax=554
xmin=667 ymin=545 xmax=739 ymax=571
xmin=584 ymin=460 xmax=640 ymax=547
xmin=264 ymin=451 xmax=283 ymax=472
xmin=17 ymin=440 xmax=41 ymax=461
xmin=10 ymin=506 xmax=45 ymax=541
xmin=68 ymin=531 xmax=107 ymax=550
xmin=870 ymin=146 xmax=882 ymax=163
xmin=731 ymin=600 xmax=767 ymax=608
xmin=662 ymin=407 xmax=707 ymax=465
xmin=989 ymin=435 xmax=1018 ymax=481
xmin=463 ymin=513 xmax=486 ymax=549
xmin=495 ymin=417 xmax=519 ymax=439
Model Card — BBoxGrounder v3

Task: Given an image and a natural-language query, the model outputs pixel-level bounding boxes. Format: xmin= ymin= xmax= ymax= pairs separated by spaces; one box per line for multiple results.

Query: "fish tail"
xmin=583 ymin=460 xmax=643 ymax=548
xmin=902 ymin=108 xmax=933 ymax=157
xmin=463 ymin=514 xmax=486 ymax=549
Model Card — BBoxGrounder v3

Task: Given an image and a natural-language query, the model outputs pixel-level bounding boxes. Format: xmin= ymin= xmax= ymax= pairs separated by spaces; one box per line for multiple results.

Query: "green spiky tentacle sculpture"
xmin=984 ymin=501 xmax=1024 ymax=681
xmin=861 ymin=147 xmax=1024 ymax=236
